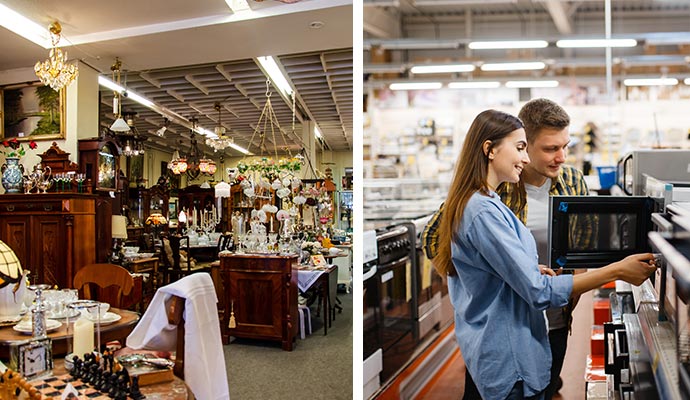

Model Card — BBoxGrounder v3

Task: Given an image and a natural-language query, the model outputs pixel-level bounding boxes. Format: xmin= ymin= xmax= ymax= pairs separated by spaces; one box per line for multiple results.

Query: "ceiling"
xmin=364 ymin=0 xmax=690 ymax=87
xmin=0 ymin=0 xmax=353 ymax=156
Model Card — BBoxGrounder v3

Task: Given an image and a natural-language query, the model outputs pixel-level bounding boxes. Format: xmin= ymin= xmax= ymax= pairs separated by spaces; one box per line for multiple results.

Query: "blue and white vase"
xmin=1 ymin=157 xmax=24 ymax=194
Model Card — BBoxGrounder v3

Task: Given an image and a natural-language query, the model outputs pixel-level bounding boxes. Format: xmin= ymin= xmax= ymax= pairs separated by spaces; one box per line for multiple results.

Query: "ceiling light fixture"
xmin=480 ymin=61 xmax=546 ymax=71
xmin=410 ymin=64 xmax=475 ymax=74
xmin=469 ymin=40 xmax=548 ymax=50
xmin=556 ymin=39 xmax=637 ymax=48
xmin=623 ymin=78 xmax=678 ymax=86
xmin=0 ymin=4 xmax=51 ymax=48
xmin=314 ymin=125 xmax=323 ymax=139
xmin=34 ymin=22 xmax=79 ymax=91
xmin=170 ymin=118 xmax=216 ymax=180
xmin=505 ymin=80 xmax=559 ymax=88
xmin=108 ymin=58 xmax=130 ymax=132
xmin=389 ymin=82 xmax=443 ymax=91
xmin=156 ymin=118 xmax=169 ymax=137
xmin=256 ymin=56 xmax=294 ymax=97
xmin=206 ymin=102 xmax=234 ymax=152
xmin=448 ymin=81 xmax=501 ymax=89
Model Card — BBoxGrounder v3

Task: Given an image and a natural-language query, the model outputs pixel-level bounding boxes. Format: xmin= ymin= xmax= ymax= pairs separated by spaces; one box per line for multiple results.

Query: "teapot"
xmin=0 ymin=269 xmax=29 ymax=318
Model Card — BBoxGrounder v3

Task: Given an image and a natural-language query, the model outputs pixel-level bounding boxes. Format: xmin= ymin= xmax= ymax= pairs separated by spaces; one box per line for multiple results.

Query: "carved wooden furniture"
xmin=0 ymin=194 xmax=96 ymax=288
xmin=219 ymin=253 xmax=298 ymax=351
xmin=73 ymin=263 xmax=134 ymax=308
xmin=38 ymin=142 xmax=79 ymax=177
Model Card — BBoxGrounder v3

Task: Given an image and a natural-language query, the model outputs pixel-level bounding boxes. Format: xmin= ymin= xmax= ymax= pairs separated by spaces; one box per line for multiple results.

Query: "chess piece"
xmin=130 ymin=375 xmax=145 ymax=400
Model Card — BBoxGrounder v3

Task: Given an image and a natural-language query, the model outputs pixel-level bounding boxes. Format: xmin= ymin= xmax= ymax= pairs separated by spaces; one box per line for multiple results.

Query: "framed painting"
xmin=127 ymin=155 xmax=144 ymax=187
xmin=0 ymin=82 xmax=66 ymax=141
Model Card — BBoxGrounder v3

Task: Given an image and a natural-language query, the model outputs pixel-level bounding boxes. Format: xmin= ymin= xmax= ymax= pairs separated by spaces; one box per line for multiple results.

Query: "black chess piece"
xmin=72 ymin=358 xmax=83 ymax=379
xmin=130 ymin=375 xmax=146 ymax=400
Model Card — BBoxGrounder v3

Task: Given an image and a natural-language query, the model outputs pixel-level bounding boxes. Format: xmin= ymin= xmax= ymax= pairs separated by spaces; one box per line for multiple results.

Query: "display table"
xmin=0 ymin=309 xmax=139 ymax=359
xmin=297 ymin=265 xmax=338 ymax=335
xmin=219 ymin=253 xmax=298 ymax=350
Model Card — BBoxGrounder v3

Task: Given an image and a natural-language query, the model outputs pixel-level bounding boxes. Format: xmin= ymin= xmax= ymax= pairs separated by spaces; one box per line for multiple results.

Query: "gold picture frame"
xmin=0 ymin=82 xmax=66 ymax=141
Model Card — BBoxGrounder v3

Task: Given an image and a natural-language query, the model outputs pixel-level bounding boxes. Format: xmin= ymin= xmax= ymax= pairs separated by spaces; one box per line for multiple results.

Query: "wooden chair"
xmin=159 ymin=234 xmax=211 ymax=286
xmin=165 ymin=294 xmax=185 ymax=379
xmin=73 ymin=263 xmax=135 ymax=309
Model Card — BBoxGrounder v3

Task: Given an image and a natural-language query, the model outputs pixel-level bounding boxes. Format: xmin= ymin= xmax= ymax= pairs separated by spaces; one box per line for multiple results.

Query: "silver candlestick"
xmin=28 ymin=284 xmax=52 ymax=338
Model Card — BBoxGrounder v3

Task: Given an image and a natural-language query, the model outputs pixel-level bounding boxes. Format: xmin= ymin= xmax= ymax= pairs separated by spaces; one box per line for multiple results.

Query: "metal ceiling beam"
xmin=543 ymin=0 xmax=572 ymax=35
xmin=364 ymin=6 xmax=402 ymax=39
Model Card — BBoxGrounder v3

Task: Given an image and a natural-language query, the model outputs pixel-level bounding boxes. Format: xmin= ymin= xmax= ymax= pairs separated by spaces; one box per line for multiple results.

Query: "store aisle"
xmin=419 ymin=291 xmax=594 ymax=399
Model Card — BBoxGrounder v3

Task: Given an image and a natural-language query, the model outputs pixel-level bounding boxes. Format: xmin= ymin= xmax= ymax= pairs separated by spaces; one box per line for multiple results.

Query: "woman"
xmin=434 ymin=109 xmax=655 ymax=400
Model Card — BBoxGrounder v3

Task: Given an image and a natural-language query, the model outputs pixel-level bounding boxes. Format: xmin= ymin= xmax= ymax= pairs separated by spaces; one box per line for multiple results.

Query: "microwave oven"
xmin=548 ymin=196 xmax=657 ymax=269
xmin=617 ymin=149 xmax=690 ymax=195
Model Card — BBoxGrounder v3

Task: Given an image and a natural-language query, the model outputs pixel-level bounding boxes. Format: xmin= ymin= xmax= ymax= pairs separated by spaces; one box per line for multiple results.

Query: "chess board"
xmin=31 ymin=374 xmax=111 ymax=399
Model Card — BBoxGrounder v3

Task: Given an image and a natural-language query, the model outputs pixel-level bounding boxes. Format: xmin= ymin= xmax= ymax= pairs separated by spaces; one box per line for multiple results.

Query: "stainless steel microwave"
xmin=547 ymin=196 xmax=657 ymax=268
xmin=617 ymin=149 xmax=690 ymax=195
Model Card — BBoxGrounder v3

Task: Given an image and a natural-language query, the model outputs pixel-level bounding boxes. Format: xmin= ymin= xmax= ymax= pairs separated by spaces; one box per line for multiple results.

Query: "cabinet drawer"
xmin=0 ymin=201 xmax=63 ymax=213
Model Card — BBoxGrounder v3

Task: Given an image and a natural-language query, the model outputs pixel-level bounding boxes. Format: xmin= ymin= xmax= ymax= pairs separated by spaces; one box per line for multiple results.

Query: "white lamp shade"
xmin=0 ymin=240 xmax=22 ymax=288
xmin=111 ymin=215 xmax=128 ymax=239
xmin=110 ymin=117 xmax=131 ymax=132
xmin=215 ymin=180 xmax=231 ymax=198
xmin=178 ymin=211 xmax=187 ymax=223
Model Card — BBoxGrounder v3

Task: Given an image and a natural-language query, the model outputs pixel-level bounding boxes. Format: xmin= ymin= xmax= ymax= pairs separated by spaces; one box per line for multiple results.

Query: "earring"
xmin=488 ymin=154 xmax=494 ymax=160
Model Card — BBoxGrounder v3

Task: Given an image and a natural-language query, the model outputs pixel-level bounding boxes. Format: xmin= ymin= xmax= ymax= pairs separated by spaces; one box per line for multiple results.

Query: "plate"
xmin=84 ymin=312 xmax=121 ymax=325
xmin=13 ymin=318 xmax=62 ymax=334
xmin=47 ymin=308 xmax=81 ymax=320
xmin=0 ymin=314 xmax=22 ymax=326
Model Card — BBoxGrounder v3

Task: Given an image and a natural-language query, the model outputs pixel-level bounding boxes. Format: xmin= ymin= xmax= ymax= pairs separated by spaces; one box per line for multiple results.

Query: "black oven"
xmin=548 ymin=196 xmax=657 ymax=269
xmin=376 ymin=224 xmax=417 ymax=382
xmin=411 ymin=216 xmax=445 ymax=342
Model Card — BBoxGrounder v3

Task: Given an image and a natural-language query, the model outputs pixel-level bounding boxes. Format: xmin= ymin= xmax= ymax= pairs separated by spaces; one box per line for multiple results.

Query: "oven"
xmin=376 ymin=224 xmax=417 ymax=382
xmin=617 ymin=149 xmax=690 ymax=196
xmin=363 ymin=230 xmax=382 ymax=399
xmin=411 ymin=216 xmax=445 ymax=342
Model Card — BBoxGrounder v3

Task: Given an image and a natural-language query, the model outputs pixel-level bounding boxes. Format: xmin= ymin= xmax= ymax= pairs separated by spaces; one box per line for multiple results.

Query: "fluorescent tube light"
xmin=0 ymin=4 xmax=51 ymax=48
xmin=556 ymin=39 xmax=637 ymax=48
xmin=230 ymin=143 xmax=251 ymax=155
xmin=685 ymin=78 xmax=690 ymax=85
xmin=314 ymin=126 xmax=323 ymax=139
xmin=389 ymin=82 xmax=443 ymax=91
xmin=623 ymin=78 xmax=678 ymax=86
xmin=505 ymin=80 xmax=559 ymax=88
xmin=469 ymin=40 xmax=548 ymax=50
xmin=480 ymin=62 xmax=545 ymax=71
xmin=448 ymin=81 xmax=501 ymax=89
xmin=256 ymin=56 xmax=294 ymax=97
xmin=411 ymin=64 xmax=475 ymax=74
xmin=98 ymin=76 xmax=125 ymax=93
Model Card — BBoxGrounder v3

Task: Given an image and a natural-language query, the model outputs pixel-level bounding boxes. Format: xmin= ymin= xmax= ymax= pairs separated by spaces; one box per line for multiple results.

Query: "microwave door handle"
xmin=649 ymin=232 xmax=690 ymax=285
xmin=622 ymin=154 xmax=633 ymax=195
xmin=363 ymin=265 xmax=378 ymax=281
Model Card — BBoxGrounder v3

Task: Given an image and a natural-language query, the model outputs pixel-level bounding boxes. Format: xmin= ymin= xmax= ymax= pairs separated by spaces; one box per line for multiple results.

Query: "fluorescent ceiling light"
xmin=389 ymin=82 xmax=443 ymax=91
xmin=256 ymin=56 xmax=294 ymax=97
xmin=505 ymin=80 xmax=559 ymax=88
xmin=623 ymin=78 xmax=678 ymax=86
xmin=411 ymin=64 xmax=475 ymax=74
xmin=0 ymin=4 xmax=51 ymax=48
xmin=314 ymin=126 xmax=323 ymax=139
xmin=469 ymin=40 xmax=548 ymax=50
xmin=225 ymin=0 xmax=251 ymax=13
xmin=448 ymin=81 xmax=501 ymax=89
xmin=556 ymin=39 xmax=637 ymax=48
xmin=685 ymin=78 xmax=690 ymax=85
xmin=480 ymin=62 xmax=545 ymax=71
xmin=98 ymin=76 xmax=125 ymax=93
xmin=230 ymin=143 xmax=251 ymax=155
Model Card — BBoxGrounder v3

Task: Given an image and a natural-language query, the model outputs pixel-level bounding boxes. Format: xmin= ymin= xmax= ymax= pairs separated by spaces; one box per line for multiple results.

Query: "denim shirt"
xmin=448 ymin=191 xmax=573 ymax=399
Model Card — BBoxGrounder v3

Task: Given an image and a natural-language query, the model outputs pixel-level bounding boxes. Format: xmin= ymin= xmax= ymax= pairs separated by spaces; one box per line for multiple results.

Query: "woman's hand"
xmin=539 ymin=264 xmax=556 ymax=277
xmin=614 ymin=253 xmax=657 ymax=286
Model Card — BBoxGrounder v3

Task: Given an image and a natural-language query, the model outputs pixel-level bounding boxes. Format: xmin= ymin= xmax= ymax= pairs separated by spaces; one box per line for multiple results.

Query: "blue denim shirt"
xmin=448 ymin=191 xmax=573 ymax=399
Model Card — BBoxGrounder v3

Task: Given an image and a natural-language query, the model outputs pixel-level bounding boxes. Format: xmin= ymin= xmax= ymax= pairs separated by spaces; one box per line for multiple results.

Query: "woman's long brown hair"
xmin=434 ymin=110 xmax=524 ymax=276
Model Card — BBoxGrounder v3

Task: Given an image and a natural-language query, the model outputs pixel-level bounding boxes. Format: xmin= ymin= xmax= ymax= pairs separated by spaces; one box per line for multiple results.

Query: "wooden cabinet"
xmin=0 ymin=194 xmax=96 ymax=288
xmin=219 ymin=254 xmax=298 ymax=351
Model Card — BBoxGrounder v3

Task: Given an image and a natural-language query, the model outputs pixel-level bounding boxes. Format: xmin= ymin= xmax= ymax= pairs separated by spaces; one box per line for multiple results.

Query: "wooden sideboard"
xmin=219 ymin=253 xmax=298 ymax=351
xmin=0 ymin=194 xmax=96 ymax=288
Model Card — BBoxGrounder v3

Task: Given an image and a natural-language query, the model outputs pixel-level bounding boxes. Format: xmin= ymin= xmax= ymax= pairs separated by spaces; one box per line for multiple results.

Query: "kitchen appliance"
xmin=411 ymin=215 xmax=445 ymax=342
xmin=375 ymin=224 xmax=417 ymax=382
xmin=617 ymin=149 xmax=690 ymax=195
xmin=363 ymin=229 xmax=382 ymax=399
xmin=548 ymin=195 xmax=656 ymax=269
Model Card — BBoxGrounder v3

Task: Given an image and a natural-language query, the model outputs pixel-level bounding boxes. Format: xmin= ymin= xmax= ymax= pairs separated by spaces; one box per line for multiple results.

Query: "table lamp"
xmin=111 ymin=215 xmax=128 ymax=264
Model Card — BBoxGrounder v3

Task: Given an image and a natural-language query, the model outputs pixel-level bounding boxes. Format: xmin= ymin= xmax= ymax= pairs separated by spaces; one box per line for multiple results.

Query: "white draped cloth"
xmin=126 ymin=273 xmax=230 ymax=400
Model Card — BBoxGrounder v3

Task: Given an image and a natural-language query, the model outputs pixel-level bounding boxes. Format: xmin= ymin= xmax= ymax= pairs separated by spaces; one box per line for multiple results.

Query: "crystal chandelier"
xmin=205 ymin=102 xmax=234 ymax=152
xmin=119 ymin=114 xmax=146 ymax=157
xmin=34 ymin=22 xmax=79 ymax=91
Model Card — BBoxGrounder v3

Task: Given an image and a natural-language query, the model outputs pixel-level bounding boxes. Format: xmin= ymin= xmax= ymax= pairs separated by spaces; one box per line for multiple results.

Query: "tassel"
xmin=228 ymin=300 xmax=236 ymax=328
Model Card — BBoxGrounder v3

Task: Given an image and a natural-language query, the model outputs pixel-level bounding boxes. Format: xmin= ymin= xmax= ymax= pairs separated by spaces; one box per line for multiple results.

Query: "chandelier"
xmin=169 ymin=118 xmax=216 ymax=179
xmin=206 ymin=102 xmax=234 ymax=152
xmin=34 ymin=22 xmax=79 ymax=91
xmin=118 ymin=113 xmax=146 ymax=157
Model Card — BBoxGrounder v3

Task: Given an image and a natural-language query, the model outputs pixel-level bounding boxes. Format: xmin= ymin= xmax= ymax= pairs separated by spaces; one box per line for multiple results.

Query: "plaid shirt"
xmin=422 ymin=165 xmax=590 ymax=260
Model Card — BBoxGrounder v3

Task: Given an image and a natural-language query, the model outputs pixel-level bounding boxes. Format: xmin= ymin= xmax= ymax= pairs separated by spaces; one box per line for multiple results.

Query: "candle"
xmin=270 ymin=217 xmax=274 ymax=233
xmin=73 ymin=316 xmax=94 ymax=358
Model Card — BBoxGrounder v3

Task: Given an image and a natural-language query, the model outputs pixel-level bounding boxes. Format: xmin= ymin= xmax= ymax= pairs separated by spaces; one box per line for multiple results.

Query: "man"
xmin=423 ymin=98 xmax=589 ymax=400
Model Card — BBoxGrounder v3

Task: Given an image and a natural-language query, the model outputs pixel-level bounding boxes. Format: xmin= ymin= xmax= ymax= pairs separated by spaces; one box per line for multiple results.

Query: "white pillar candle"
xmin=73 ymin=315 xmax=94 ymax=358
xmin=270 ymin=217 xmax=274 ymax=233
